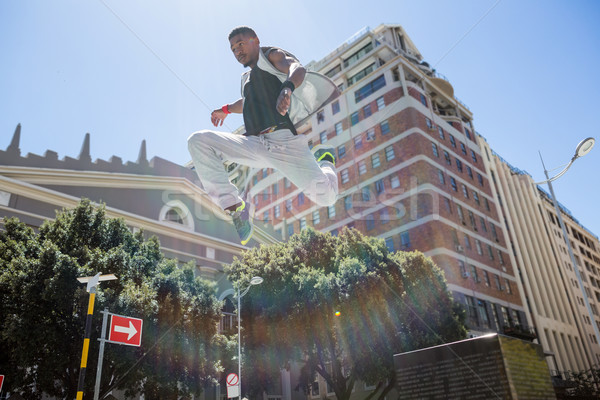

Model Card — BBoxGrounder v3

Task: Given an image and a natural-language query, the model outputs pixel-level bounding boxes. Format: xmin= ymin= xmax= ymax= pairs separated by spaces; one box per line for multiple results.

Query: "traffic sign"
xmin=0 ymin=375 xmax=4 ymax=393
xmin=108 ymin=314 xmax=143 ymax=346
xmin=226 ymin=373 xmax=239 ymax=398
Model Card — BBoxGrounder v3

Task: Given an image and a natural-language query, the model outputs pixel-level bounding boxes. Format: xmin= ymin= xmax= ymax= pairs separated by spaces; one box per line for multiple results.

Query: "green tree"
xmin=0 ymin=200 xmax=228 ymax=399
xmin=226 ymin=227 xmax=467 ymax=400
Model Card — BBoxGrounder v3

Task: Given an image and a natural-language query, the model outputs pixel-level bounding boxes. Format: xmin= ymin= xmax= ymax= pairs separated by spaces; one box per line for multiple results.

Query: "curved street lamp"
xmin=236 ymin=276 xmax=263 ymax=400
xmin=535 ymin=137 xmax=598 ymax=365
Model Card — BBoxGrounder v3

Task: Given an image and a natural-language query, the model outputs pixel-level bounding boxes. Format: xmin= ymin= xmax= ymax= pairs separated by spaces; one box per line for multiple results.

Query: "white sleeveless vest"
xmin=241 ymin=47 xmax=340 ymax=127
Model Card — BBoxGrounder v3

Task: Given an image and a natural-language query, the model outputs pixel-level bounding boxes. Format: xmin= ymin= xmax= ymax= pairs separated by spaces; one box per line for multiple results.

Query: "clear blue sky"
xmin=1 ymin=0 xmax=599 ymax=236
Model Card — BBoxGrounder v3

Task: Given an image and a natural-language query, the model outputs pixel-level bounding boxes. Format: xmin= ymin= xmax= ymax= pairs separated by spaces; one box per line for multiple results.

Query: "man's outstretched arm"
xmin=211 ymin=97 xmax=243 ymax=127
xmin=268 ymin=49 xmax=306 ymax=115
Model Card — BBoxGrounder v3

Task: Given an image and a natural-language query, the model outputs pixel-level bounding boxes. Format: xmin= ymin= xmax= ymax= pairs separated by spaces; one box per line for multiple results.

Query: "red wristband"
xmin=221 ymin=104 xmax=231 ymax=114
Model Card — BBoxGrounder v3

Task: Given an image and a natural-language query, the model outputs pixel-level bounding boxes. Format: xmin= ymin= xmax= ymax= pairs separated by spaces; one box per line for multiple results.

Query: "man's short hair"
xmin=228 ymin=26 xmax=257 ymax=40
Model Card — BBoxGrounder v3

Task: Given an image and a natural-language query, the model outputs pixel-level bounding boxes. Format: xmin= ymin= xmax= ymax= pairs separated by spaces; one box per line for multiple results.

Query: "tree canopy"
xmin=0 ymin=200 xmax=228 ymax=399
xmin=226 ymin=227 xmax=467 ymax=400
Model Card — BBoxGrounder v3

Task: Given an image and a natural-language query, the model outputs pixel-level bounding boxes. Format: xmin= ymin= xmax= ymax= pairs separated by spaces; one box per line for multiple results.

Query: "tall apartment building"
xmin=480 ymin=137 xmax=600 ymax=372
xmin=228 ymin=24 xmax=529 ymax=341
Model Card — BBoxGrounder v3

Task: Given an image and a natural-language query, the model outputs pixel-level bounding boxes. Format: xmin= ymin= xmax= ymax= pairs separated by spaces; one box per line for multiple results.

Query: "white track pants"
xmin=187 ymin=129 xmax=338 ymax=211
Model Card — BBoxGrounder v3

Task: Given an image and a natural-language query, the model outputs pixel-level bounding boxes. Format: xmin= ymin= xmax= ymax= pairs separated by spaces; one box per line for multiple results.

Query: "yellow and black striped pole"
xmin=76 ymin=286 xmax=96 ymax=400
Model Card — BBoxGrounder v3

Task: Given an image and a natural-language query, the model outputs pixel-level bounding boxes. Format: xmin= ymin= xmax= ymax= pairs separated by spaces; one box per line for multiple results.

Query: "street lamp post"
xmin=535 ymin=137 xmax=599 ymax=363
xmin=75 ymin=273 xmax=117 ymax=400
xmin=236 ymin=276 xmax=264 ymax=400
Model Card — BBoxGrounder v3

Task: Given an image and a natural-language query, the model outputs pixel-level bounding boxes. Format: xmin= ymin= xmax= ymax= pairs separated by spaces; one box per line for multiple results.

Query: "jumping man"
xmin=188 ymin=26 xmax=340 ymax=244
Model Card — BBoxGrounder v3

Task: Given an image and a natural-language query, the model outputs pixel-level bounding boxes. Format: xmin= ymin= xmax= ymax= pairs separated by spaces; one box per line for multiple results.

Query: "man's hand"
xmin=211 ymin=109 xmax=228 ymax=127
xmin=276 ymin=88 xmax=292 ymax=116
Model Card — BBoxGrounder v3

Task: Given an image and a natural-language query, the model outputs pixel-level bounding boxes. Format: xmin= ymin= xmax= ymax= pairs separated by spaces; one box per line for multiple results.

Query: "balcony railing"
xmin=503 ymin=324 xmax=537 ymax=341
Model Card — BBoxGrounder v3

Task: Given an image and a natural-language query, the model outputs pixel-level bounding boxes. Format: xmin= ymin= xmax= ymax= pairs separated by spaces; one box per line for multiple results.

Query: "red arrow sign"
xmin=109 ymin=314 xmax=143 ymax=346
xmin=0 ymin=375 xmax=4 ymax=393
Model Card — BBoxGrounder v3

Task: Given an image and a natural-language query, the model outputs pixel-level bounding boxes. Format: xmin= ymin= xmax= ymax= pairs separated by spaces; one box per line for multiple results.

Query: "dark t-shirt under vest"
xmin=243 ymin=67 xmax=297 ymax=136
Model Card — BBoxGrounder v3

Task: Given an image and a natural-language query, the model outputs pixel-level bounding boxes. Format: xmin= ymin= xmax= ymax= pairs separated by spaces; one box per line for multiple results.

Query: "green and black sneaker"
xmin=312 ymin=144 xmax=336 ymax=166
xmin=229 ymin=200 xmax=253 ymax=245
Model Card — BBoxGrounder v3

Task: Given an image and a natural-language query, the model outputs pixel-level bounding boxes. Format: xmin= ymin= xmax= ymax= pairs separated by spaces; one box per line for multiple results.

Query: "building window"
xmin=465 ymin=128 xmax=472 ymax=140
xmin=390 ymin=175 xmax=400 ymax=189
xmin=300 ymin=217 xmax=307 ymax=231
xmin=313 ymin=210 xmax=320 ymax=225
xmin=456 ymin=204 xmax=464 ymax=223
xmin=272 ymin=182 xmax=279 ymax=196
xmin=317 ymin=110 xmax=325 ymax=123
xmin=326 ymin=64 xmax=341 ymax=78
xmin=478 ymin=299 xmax=490 ymax=328
xmin=351 ymin=111 xmax=359 ymax=126
xmin=354 ymin=75 xmax=386 ymax=103
xmin=438 ymin=126 xmax=445 ymax=140
xmin=274 ymin=205 xmax=281 ymax=219
xmin=460 ymin=142 xmax=467 ymax=155
xmin=375 ymin=179 xmax=385 ymax=195
xmin=361 ymin=187 xmax=371 ymax=202
xmin=459 ymin=260 xmax=467 ymax=278
xmin=160 ymin=200 xmax=194 ymax=230
xmin=354 ymin=135 xmax=363 ymax=149
xmin=341 ymin=169 xmax=349 ymax=184
xmin=371 ymin=153 xmax=381 ymax=168
xmin=263 ymin=211 xmax=269 ymax=222
xmin=426 ymin=117 xmax=432 ymax=130
xmin=385 ymin=237 xmax=394 ymax=252
xmin=420 ymin=93 xmax=427 ymax=107
xmin=466 ymin=296 xmax=478 ymax=325
xmin=462 ymin=185 xmax=469 ymax=199
xmin=431 ymin=142 xmax=439 ymax=157
xmin=358 ymin=160 xmax=367 ymax=175
xmin=487 ymin=244 xmax=494 ymax=260
xmin=470 ymin=265 xmax=479 ymax=283
xmin=480 ymin=217 xmax=487 ymax=232
xmin=450 ymin=177 xmax=457 ymax=191
xmin=469 ymin=211 xmax=476 ymax=230
xmin=465 ymin=234 xmax=471 ymax=250
xmin=444 ymin=151 xmax=451 ymax=165
xmin=466 ymin=166 xmax=473 ymax=179
xmin=473 ymin=191 xmax=480 ymax=205
xmin=380 ymin=208 xmax=390 ymax=224
xmin=476 ymin=239 xmax=483 ymax=255
xmin=376 ymin=96 xmax=385 ymax=110
xmin=348 ymin=62 xmax=376 ymax=86
xmin=333 ymin=122 xmax=342 ymax=136
xmin=298 ymin=192 xmax=305 ymax=205
xmin=262 ymin=188 xmax=269 ymax=201
xmin=287 ymin=223 xmax=294 ymax=238
xmin=400 ymin=231 xmax=411 ymax=249
xmin=338 ymin=145 xmax=346 ymax=159
xmin=328 ymin=204 xmax=336 ymax=218
xmin=505 ymin=279 xmax=512 ymax=294
xmin=449 ymin=134 xmax=456 ymax=147
xmin=332 ymin=100 xmax=340 ymax=114
xmin=471 ymin=150 xmax=478 ymax=164
xmin=484 ymin=197 xmax=490 ymax=211
xmin=320 ymin=131 xmax=328 ymax=143
xmin=385 ymin=145 xmax=395 ymax=161
xmin=285 ymin=199 xmax=292 ymax=212
xmin=344 ymin=195 xmax=352 ymax=210
xmin=438 ymin=169 xmax=445 ymax=185
xmin=477 ymin=173 xmax=484 ymax=187
xmin=284 ymin=177 xmax=291 ymax=188
xmin=491 ymin=224 xmax=498 ymax=241
xmin=164 ymin=208 xmax=185 ymax=224
xmin=380 ymin=120 xmax=390 ymax=135
xmin=456 ymin=158 xmax=463 ymax=172
xmin=366 ymin=214 xmax=375 ymax=230
xmin=363 ymin=104 xmax=372 ymax=118
xmin=495 ymin=275 xmax=502 ymax=291
xmin=444 ymin=197 xmax=452 ymax=214
xmin=366 ymin=127 xmax=376 ymax=141
xmin=483 ymin=270 xmax=490 ymax=287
